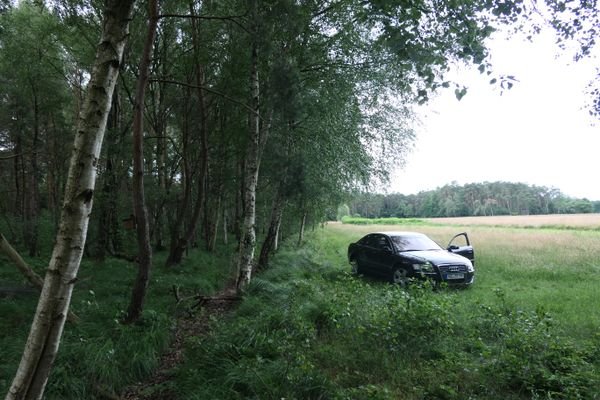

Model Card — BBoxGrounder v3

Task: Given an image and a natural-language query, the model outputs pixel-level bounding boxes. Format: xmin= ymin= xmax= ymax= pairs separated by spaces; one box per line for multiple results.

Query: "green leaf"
xmin=454 ymin=87 xmax=467 ymax=101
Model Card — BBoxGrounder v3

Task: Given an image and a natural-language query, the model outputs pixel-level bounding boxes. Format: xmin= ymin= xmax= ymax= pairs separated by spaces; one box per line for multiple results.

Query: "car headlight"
xmin=412 ymin=262 xmax=434 ymax=273
xmin=466 ymin=261 xmax=474 ymax=272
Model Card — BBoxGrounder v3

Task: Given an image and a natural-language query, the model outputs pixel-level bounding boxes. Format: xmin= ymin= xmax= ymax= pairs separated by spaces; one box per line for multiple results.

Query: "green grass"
xmin=330 ymin=221 xmax=600 ymax=338
xmin=3 ymin=221 xmax=600 ymax=399
xmin=172 ymin=224 xmax=600 ymax=399
xmin=0 ymin=243 xmax=237 ymax=399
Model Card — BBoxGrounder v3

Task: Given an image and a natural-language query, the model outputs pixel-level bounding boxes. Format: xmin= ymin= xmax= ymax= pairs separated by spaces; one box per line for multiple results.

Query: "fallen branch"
xmin=0 ymin=287 xmax=38 ymax=297
xmin=1 ymin=233 xmax=44 ymax=288
xmin=172 ymin=284 xmax=240 ymax=314
xmin=194 ymin=295 xmax=241 ymax=303
xmin=109 ymin=251 xmax=138 ymax=263
xmin=1 ymin=232 xmax=80 ymax=323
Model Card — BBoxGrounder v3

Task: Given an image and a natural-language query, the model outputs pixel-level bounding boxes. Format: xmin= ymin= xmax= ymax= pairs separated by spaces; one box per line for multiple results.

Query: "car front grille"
xmin=438 ymin=264 xmax=468 ymax=273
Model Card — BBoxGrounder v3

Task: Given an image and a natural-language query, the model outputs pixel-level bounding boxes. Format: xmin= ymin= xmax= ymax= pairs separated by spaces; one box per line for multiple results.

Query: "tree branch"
xmin=0 ymin=152 xmax=26 ymax=161
xmin=0 ymin=233 xmax=80 ymax=323
xmin=149 ymin=78 xmax=260 ymax=117
xmin=158 ymin=13 xmax=249 ymax=33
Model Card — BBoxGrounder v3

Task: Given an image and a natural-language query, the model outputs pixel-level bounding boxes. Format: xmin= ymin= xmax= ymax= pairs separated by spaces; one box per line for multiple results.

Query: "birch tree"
xmin=6 ymin=1 xmax=135 ymax=398
xmin=236 ymin=0 xmax=262 ymax=290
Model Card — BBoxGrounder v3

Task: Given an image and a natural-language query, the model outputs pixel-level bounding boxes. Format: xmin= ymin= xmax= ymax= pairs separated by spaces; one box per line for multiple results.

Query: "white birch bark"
xmin=274 ymin=219 xmax=280 ymax=251
xmin=6 ymin=2 xmax=135 ymax=398
xmin=298 ymin=211 xmax=307 ymax=246
xmin=236 ymin=35 xmax=260 ymax=290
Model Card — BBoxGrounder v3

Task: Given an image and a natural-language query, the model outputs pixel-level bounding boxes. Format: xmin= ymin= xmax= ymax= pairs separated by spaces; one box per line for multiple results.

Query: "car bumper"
xmin=420 ymin=270 xmax=475 ymax=286
xmin=443 ymin=271 xmax=475 ymax=286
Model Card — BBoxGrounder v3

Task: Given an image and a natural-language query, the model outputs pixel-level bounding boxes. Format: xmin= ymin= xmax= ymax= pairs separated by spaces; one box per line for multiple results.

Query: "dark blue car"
xmin=347 ymin=231 xmax=475 ymax=286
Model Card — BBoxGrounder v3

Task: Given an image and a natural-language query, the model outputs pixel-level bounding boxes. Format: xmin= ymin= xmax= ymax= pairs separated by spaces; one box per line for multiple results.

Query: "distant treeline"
xmin=347 ymin=182 xmax=600 ymax=219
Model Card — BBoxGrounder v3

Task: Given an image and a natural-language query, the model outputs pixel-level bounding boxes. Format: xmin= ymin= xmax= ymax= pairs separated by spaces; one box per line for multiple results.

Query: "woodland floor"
xmin=121 ymin=285 xmax=239 ymax=400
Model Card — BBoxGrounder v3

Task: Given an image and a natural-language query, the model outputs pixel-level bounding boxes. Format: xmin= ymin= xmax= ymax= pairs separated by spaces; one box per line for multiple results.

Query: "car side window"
xmin=374 ymin=235 xmax=392 ymax=252
xmin=359 ymin=235 xmax=375 ymax=247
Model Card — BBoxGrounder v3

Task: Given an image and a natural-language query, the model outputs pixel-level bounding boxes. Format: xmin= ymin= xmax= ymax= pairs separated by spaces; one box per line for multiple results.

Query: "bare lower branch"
xmin=0 ymin=233 xmax=80 ymax=323
xmin=149 ymin=78 xmax=260 ymax=117
xmin=158 ymin=13 xmax=249 ymax=33
xmin=0 ymin=152 xmax=26 ymax=161
xmin=0 ymin=233 xmax=44 ymax=288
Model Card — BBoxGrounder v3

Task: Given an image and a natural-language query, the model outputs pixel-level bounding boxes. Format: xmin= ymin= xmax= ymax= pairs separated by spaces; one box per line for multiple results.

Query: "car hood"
xmin=400 ymin=250 xmax=470 ymax=265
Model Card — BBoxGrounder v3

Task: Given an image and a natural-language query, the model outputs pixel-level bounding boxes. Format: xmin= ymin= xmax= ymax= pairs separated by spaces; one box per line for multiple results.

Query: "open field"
xmin=330 ymin=218 xmax=600 ymax=338
xmin=425 ymin=213 xmax=600 ymax=228
xmin=173 ymin=222 xmax=600 ymax=399
xmin=3 ymin=215 xmax=599 ymax=399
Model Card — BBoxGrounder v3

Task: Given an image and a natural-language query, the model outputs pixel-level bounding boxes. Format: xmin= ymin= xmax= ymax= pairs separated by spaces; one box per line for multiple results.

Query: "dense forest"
xmin=0 ymin=0 xmax=598 ymax=398
xmin=346 ymin=181 xmax=600 ymax=219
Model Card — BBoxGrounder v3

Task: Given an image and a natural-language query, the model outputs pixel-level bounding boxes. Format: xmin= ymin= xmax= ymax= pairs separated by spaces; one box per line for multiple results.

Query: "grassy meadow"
xmin=2 ymin=214 xmax=600 ymax=399
xmin=330 ymin=217 xmax=600 ymax=338
xmin=173 ymin=215 xmax=600 ymax=399
xmin=426 ymin=213 xmax=600 ymax=229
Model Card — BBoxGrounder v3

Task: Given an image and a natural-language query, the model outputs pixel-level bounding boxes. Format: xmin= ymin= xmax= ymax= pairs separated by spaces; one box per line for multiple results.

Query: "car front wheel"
xmin=350 ymin=258 xmax=361 ymax=274
xmin=392 ymin=267 xmax=410 ymax=287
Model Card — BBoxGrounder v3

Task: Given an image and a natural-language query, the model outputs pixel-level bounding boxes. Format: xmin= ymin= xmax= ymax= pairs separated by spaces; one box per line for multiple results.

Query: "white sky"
xmin=390 ymin=27 xmax=600 ymax=200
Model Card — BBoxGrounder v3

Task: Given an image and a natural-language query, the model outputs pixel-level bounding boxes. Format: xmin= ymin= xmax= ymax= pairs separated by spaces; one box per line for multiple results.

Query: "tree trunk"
xmin=206 ymin=191 xmax=221 ymax=252
xmin=298 ymin=211 xmax=307 ymax=246
xmin=236 ymin=16 xmax=261 ymax=290
xmin=96 ymin=87 xmax=123 ymax=259
xmin=257 ymin=188 xmax=286 ymax=270
xmin=124 ymin=0 xmax=158 ymax=324
xmin=256 ymin=125 xmax=291 ymax=270
xmin=13 ymin=136 xmax=23 ymax=217
xmin=165 ymin=87 xmax=193 ymax=267
xmin=6 ymin=2 xmax=135 ymax=398
xmin=274 ymin=219 xmax=281 ymax=251
xmin=151 ymin=29 xmax=170 ymax=251
xmin=25 ymin=86 xmax=40 ymax=257
xmin=165 ymin=3 xmax=209 ymax=265
xmin=223 ymin=209 xmax=228 ymax=245
xmin=234 ymin=157 xmax=243 ymax=243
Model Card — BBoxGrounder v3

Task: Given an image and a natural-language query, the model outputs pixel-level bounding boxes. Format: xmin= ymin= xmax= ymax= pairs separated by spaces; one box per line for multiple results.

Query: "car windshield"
xmin=390 ymin=235 xmax=442 ymax=252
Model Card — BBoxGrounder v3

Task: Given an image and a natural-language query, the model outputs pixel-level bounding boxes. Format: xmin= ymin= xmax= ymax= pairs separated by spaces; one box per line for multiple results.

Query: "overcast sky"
xmin=390 ymin=27 xmax=599 ymax=200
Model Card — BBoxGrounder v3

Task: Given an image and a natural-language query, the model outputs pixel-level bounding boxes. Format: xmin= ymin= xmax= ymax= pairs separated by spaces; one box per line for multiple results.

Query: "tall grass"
xmin=341 ymin=216 xmax=427 ymax=225
xmin=173 ymin=224 xmax=600 ymax=399
xmin=4 ymin=217 xmax=599 ymax=399
xmin=329 ymin=221 xmax=600 ymax=338
xmin=0 ymin=243 xmax=237 ymax=399
xmin=427 ymin=213 xmax=600 ymax=229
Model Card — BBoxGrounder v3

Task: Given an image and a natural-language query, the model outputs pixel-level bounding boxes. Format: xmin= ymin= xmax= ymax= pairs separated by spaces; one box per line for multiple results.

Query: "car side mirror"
xmin=447 ymin=244 xmax=459 ymax=251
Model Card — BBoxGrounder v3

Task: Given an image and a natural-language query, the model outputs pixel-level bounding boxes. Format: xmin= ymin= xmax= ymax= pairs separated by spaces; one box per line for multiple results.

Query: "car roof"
xmin=371 ymin=231 xmax=427 ymax=237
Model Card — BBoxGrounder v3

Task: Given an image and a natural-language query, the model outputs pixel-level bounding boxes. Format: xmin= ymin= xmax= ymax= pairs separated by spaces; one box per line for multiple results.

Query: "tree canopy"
xmin=349 ymin=181 xmax=599 ymax=219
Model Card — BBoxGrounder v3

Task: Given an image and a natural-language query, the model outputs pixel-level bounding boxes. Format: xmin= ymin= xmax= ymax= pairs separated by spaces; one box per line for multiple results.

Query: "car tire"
xmin=391 ymin=267 xmax=410 ymax=287
xmin=350 ymin=258 xmax=361 ymax=274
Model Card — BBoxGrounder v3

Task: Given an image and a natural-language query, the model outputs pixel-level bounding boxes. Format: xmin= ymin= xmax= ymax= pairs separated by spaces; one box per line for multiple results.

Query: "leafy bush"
xmin=472 ymin=293 xmax=600 ymax=398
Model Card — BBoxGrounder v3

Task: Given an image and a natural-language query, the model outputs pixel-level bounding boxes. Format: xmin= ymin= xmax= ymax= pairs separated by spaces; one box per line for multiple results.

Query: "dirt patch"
xmin=120 ymin=286 xmax=240 ymax=400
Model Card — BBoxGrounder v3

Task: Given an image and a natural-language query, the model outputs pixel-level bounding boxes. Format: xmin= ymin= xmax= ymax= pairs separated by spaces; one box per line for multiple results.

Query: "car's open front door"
xmin=447 ymin=232 xmax=475 ymax=265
